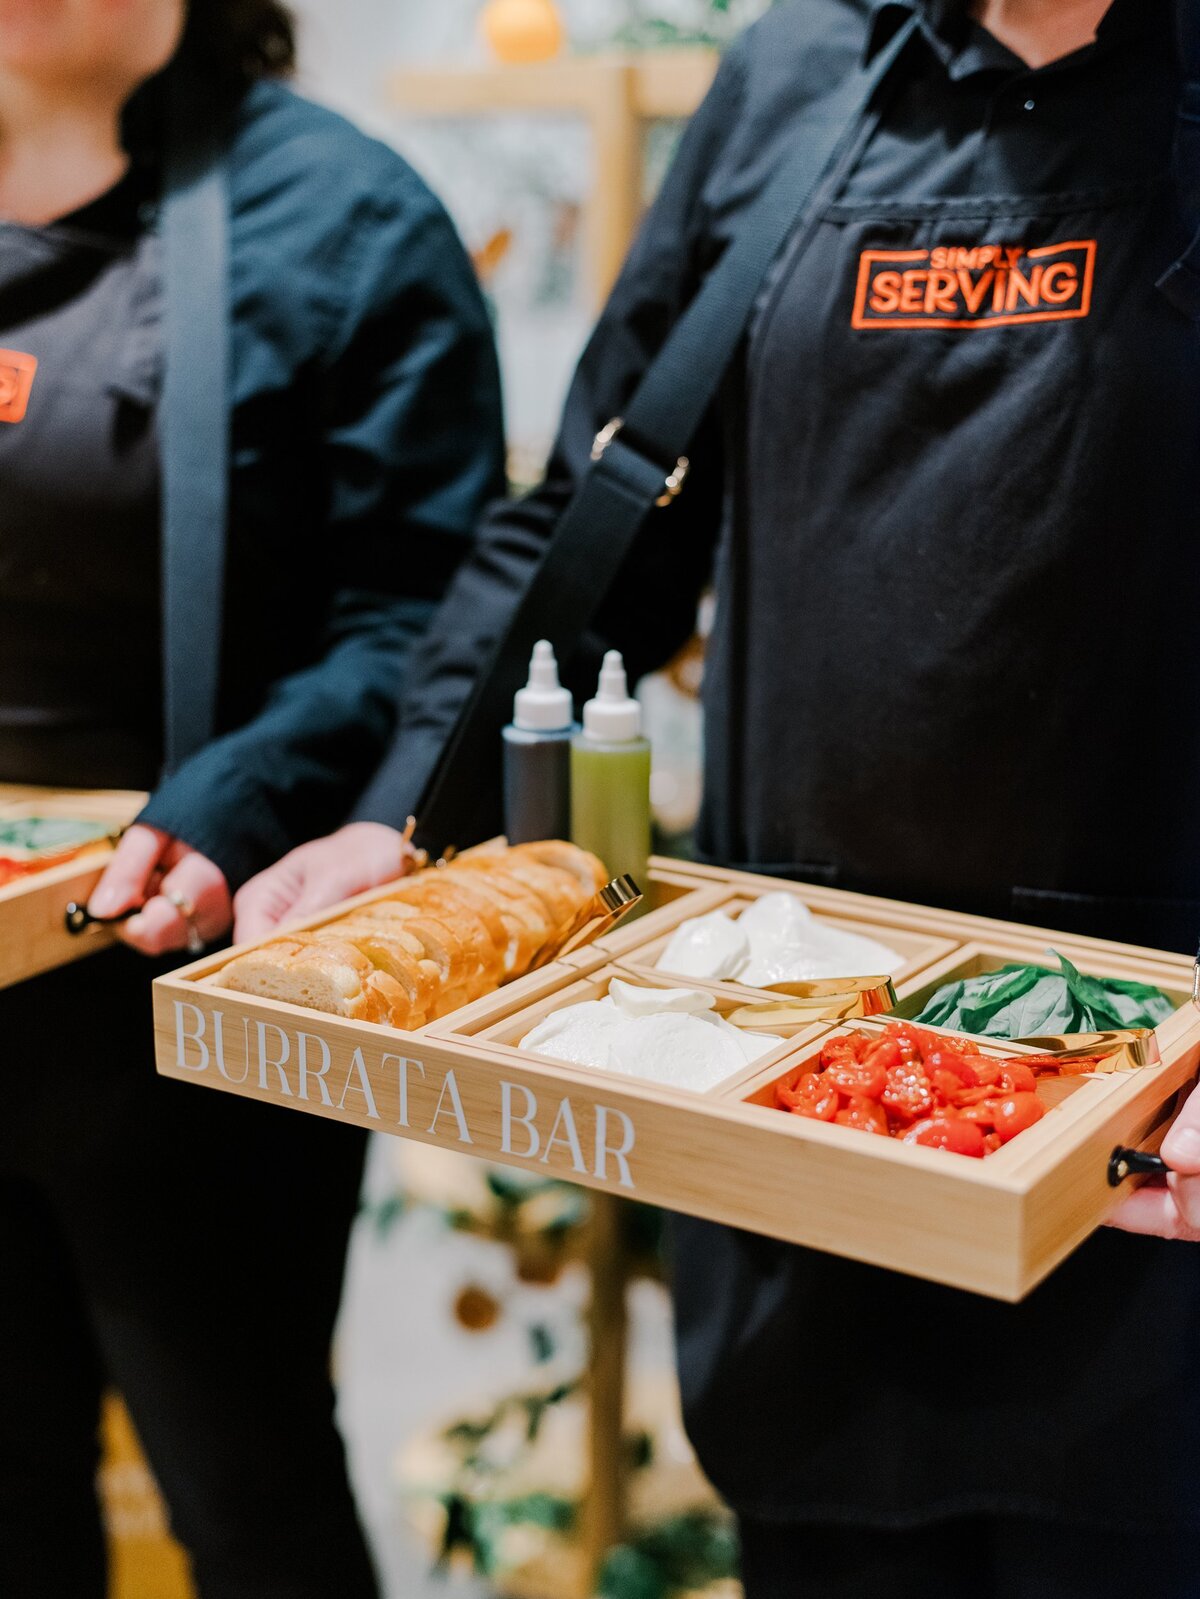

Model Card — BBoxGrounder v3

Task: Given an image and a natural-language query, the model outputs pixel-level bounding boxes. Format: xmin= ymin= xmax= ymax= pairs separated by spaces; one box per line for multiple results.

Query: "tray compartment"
xmin=890 ymin=937 xmax=1192 ymax=1021
xmin=442 ymin=961 xmax=819 ymax=1100
xmin=615 ymin=888 xmax=959 ymax=1003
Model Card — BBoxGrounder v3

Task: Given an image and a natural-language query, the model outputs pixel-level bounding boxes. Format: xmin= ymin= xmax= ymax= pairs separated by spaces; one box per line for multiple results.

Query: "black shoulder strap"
xmin=417 ymin=15 xmax=919 ymax=852
xmin=160 ymin=71 xmax=232 ymax=774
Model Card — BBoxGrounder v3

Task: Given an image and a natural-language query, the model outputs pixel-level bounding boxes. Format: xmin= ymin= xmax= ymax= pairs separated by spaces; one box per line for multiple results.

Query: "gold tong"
xmin=723 ymin=974 xmax=897 ymax=1032
xmin=1005 ymin=1028 xmax=1162 ymax=1072
xmin=530 ymin=874 xmax=643 ymax=970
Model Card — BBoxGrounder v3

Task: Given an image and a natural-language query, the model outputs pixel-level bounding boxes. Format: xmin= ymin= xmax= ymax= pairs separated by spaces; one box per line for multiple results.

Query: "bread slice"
xmin=219 ymin=936 xmax=416 ymax=1028
xmin=509 ymin=841 xmax=608 ymax=897
xmin=319 ymin=919 xmax=438 ymax=1024
xmin=442 ymin=861 xmax=552 ymax=972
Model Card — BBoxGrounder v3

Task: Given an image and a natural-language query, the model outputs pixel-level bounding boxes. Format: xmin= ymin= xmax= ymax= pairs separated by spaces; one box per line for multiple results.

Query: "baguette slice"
xmin=442 ymin=861 xmax=552 ymax=973
xmin=376 ymin=878 xmax=505 ymax=995
xmin=508 ymin=841 xmax=608 ymax=897
xmin=219 ymin=936 xmax=416 ymax=1028
xmin=319 ymin=919 xmax=438 ymax=1024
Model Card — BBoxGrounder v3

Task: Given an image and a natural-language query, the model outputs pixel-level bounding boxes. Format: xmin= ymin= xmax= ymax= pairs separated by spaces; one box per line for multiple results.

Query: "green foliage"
xmin=597 ymin=1511 xmax=740 ymax=1598
xmin=911 ymin=950 xmax=1174 ymax=1037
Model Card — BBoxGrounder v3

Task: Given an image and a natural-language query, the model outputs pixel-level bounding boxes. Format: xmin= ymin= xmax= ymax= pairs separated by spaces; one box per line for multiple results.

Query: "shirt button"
xmin=1023 ymin=98 xmax=1036 ymax=111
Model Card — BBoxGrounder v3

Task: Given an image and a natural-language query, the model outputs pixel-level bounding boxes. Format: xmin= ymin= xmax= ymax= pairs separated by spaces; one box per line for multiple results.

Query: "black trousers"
xmin=0 ymin=949 xmax=377 ymax=1599
xmin=738 ymin=1516 xmax=1197 ymax=1599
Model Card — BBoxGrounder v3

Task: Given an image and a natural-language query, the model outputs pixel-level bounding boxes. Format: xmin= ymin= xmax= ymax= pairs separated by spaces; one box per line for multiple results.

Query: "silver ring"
xmin=165 ymin=888 xmax=205 ymax=954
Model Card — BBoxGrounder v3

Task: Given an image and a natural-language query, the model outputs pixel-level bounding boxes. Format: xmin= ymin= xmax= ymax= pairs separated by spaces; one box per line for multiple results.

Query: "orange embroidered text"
xmin=851 ymin=241 xmax=1096 ymax=331
xmin=0 ymin=349 xmax=38 ymax=423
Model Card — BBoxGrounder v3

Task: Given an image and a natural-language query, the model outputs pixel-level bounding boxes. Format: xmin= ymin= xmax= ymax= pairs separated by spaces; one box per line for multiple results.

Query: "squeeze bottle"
xmin=502 ymin=640 xmax=576 ymax=843
xmin=570 ymin=650 xmax=651 ymax=890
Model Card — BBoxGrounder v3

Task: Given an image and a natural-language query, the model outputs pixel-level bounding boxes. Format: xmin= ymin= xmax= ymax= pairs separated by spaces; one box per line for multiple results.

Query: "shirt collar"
xmin=866 ymin=0 xmax=1161 ymax=77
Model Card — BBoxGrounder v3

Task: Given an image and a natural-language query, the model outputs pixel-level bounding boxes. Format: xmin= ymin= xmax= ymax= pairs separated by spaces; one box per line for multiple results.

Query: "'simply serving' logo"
xmin=852 ymin=241 xmax=1096 ymax=331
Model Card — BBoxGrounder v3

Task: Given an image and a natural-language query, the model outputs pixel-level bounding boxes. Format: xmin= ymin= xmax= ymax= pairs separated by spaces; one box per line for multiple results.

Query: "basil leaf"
xmin=912 ymin=953 xmax=1174 ymax=1037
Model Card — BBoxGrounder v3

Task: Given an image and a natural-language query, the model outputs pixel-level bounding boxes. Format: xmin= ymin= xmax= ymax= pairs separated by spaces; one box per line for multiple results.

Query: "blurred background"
xmin=102 ymin=4 xmax=771 ymax=1597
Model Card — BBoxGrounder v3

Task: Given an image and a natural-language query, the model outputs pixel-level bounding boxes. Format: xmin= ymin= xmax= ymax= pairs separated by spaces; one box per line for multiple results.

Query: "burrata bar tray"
xmin=0 ymin=788 xmax=145 ymax=990
xmin=152 ymin=857 xmax=1200 ymax=1300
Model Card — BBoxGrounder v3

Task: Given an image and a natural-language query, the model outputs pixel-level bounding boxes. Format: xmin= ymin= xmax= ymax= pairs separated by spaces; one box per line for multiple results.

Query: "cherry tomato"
xmin=884 ymin=1021 xmax=942 ymax=1064
xmin=991 ymin=1091 xmax=1045 ymax=1143
xmin=819 ymin=1037 xmax=861 ymax=1071
xmin=835 ymin=1095 xmax=890 ymax=1136
xmin=925 ymin=1048 xmax=981 ymax=1088
xmin=861 ymin=1037 xmax=903 ymax=1074
xmin=824 ymin=1057 xmax=888 ymax=1100
xmin=776 ymin=1070 xmax=839 ymax=1121
xmin=881 ymin=1064 xmax=935 ymax=1124
xmin=953 ymin=1085 xmax=997 ymax=1107
xmin=959 ymin=1099 xmax=1002 ymax=1128
xmin=997 ymin=1062 xmax=1037 ymax=1095
xmin=903 ymin=1116 xmax=986 ymax=1158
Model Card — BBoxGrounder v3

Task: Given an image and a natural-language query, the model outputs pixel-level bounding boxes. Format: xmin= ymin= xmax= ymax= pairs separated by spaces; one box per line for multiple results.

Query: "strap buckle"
xmin=590 ymin=417 xmax=690 ymax=508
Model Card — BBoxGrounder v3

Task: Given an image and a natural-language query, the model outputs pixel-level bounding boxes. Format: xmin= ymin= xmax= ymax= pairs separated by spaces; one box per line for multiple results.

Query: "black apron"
xmin=0 ymin=191 xmax=162 ymax=789
xmin=677 ymin=83 xmax=1200 ymax=1530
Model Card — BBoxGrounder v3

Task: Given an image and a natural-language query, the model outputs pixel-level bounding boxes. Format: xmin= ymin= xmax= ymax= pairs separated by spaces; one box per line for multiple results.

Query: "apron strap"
xmin=159 ymin=70 xmax=232 ymax=774
xmin=416 ymin=14 xmax=920 ymax=854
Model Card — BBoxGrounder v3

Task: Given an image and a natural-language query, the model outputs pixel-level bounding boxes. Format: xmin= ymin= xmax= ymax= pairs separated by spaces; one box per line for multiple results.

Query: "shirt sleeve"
xmin=138 ymin=185 xmax=507 ymax=890
xmin=352 ymin=43 xmax=748 ymax=837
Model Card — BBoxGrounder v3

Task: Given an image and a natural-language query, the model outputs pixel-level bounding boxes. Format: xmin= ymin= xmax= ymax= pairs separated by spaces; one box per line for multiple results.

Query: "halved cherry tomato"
xmin=861 ymin=1037 xmax=903 ymax=1074
xmin=925 ymin=1048 xmax=981 ymax=1088
xmin=991 ymin=1091 xmax=1045 ymax=1143
xmin=835 ymin=1095 xmax=890 ymax=1136
xmin=824 ymin=1057 xmax=888 ymax=1100
xmin=819 ymin=1037 xmax=862 ymax=1071
xmin=996 ymin=1062 xmax=1037 ymax=1095
xmin=881 ymin=1064 xmax=935 ymax=1124
xmin=903 ymin=1116 xmax=986 ymax=1158
xmin=953 ymin=1084 xmax=997 ymax=1108
xmin=776 ymin=1071 xmax=839 ymax=1121
xmin=959 ymin=1099 xmax=1002 ymax=1128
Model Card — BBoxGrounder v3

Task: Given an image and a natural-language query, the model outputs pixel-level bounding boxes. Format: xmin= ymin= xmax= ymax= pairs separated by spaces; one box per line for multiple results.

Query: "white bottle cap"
xmin=513 ymin=640 xmax=573 ymax=731
xmin=582 ymin=650 xmax=642 ymax=742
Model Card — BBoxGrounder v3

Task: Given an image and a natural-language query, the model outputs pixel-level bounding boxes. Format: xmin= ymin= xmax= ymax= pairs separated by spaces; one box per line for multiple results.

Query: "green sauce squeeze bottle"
xmin=570 ymin=650 xmax=651 ymax=892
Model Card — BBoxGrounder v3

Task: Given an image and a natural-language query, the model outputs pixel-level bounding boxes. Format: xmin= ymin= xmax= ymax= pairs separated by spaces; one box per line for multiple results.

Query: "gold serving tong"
xmin=723 ymin=974 xmax=897 ymax=1032
xmin=1005 ymin=1028 xmax=1162 ymax=1073
xmin=531 ymin=874 xmax=644 ymax=969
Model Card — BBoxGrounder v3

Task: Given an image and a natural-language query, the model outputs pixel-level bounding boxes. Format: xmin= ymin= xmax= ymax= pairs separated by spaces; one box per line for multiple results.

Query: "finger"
xmin=120 ymin=894 xmax=190 ymax=957
xmin=233 ymin=858 xmax=308 ymax=943
xmin=88 ymin=824 xmax=167 ymax=917
xmin=158 ymin=852 xmax=233 ymax=943
xmin=1160 ymin=1080 xmax=1200 ymax=1175
xmin=1106 ymin=1182 xmax=1200 ymax=1242
xmin=122 ymin=853 xmax=232 ymax=957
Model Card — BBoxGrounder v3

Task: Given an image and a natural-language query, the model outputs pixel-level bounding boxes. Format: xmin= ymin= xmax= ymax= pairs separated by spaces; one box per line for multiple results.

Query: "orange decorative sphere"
xmin=479 ymin=0 xmax=565 ymax=65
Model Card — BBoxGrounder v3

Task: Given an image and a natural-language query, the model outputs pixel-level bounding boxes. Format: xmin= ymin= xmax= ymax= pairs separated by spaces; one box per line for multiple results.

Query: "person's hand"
xmin=88 ymin=824 xmax=233 ymax=957
xmin=232 ymin=822 xmax=414 ymax=944
xmin=1107 ymin=1080 xmax=1200 ymax=1241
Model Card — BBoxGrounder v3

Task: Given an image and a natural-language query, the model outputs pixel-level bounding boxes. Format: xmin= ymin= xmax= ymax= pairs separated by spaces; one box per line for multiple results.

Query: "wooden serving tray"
xmin=151 ymin=858 xmax=1200 ymax=1301
xmin=0 ymin=788 xmax=146 ymax=991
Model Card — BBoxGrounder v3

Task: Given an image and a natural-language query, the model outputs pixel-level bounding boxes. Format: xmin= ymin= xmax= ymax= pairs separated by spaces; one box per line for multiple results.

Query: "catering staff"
xmin=239 ymin=0 xmax=1200 ymax=1594
xmin=0 ymin=1 xmax=503 ymax=1594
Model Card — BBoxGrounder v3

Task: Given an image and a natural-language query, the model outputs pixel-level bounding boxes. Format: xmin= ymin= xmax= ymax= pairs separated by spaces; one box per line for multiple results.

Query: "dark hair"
xmin=183 ymin=0 xmax=297 ymax=84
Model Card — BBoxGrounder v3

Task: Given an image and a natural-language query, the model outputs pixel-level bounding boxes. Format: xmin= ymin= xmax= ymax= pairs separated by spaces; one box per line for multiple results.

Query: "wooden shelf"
xmin=387 ymin=50 xmax=719 ymax=305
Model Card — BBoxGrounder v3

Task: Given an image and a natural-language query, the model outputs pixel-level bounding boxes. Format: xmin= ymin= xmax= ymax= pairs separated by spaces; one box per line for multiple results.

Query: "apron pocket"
xmin=1011 ymin=885 xmax=1200 ymax=955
